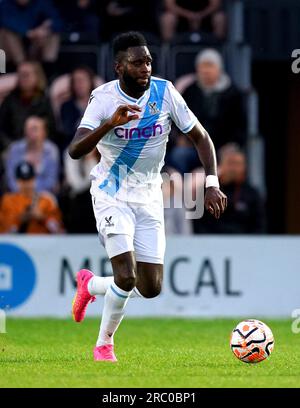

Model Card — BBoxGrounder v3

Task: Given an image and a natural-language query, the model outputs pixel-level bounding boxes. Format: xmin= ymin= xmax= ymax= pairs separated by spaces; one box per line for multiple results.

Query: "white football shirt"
xmin=78 ymin=76 xmax=197 ymax=203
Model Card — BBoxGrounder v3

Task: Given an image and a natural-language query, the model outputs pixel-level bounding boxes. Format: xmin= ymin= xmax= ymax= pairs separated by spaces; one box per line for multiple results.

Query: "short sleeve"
xmin=166 ymin=82 xmax=198 ymax=133
xmin=78 ymin=92 xmax=105 ymax=131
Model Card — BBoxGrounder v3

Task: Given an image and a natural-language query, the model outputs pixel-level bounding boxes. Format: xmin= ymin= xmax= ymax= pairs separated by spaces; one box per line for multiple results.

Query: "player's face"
xmin=119 ymin=46 xmax=152 ymax=93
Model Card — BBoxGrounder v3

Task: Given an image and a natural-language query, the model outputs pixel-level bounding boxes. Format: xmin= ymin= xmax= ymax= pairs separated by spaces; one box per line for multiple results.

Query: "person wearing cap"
xmin=0 ymin=161 xmax=64 ymax=233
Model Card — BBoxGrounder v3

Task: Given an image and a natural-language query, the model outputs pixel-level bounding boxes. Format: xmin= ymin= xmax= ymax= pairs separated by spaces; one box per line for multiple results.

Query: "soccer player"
xmin=69 ymin=31 xmax=227 ymax=362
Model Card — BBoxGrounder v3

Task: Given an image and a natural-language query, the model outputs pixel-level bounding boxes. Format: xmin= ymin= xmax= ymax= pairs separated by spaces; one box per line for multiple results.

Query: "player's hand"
xmin=108 ymin=105 xmax=141 ymax=127
xmin=204 ymin=187 xmax=227 ymax=219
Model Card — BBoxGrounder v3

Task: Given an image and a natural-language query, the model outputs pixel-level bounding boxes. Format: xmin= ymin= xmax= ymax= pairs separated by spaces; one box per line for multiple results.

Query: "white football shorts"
xmin=90 ymin=179 xmax=166 ymax=264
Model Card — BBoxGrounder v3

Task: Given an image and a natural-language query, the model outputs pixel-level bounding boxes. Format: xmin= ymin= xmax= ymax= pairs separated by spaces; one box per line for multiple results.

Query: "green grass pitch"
xmin=0 ymin=318 xmax=299 ymax=388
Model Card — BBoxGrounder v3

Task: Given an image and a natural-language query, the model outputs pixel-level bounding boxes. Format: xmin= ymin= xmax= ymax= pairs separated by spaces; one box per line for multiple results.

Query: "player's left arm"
xmin=166 ymin=81 xmax=227 ymax=218
xmin=187 ymin=122 xmax=227 ymax=219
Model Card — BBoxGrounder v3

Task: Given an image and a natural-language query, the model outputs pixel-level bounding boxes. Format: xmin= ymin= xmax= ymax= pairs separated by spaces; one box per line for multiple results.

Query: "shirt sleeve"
xmin=166 ymin=82 xmax=198 ymax=133
xmin=78 ymin=92 xmax=105 ymax=131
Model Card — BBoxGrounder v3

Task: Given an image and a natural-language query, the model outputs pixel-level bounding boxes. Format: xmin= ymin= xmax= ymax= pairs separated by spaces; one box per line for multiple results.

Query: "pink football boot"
xmin=93 ymin=344 xmax=118 ymax=362
xmin=72 ymin=269 xmax=96 ymax=322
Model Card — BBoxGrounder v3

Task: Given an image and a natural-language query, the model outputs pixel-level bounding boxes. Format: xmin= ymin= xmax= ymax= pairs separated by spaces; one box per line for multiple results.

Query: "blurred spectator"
xmin=0 ymin=72 xmax=18 ymax=105
xmin=0 ymin=0 xmax=62 ymax=73
xmin=162 ymin=166 xmax=192 ymax=235
xmin=193 ymin=144 xmax=266 ymax=234
xmin=56 ymin=0 xmax=100 ymax=44
xmin=160 ymin=0 xmax=226 ymax=42
xmin=101 ymin=0 xmax=160 ymax=40
xmin=59 ymin=66 xmax=96 ymax=151
xmin=168 ymin=49 xmax=246 ymax=174
xmin=182 ymin=48 xmax=247 ymax=151
xmin=0 ymin=161 xmax=64 ymax=234
xmin=64 ymin=148 xmax=98 ymax=233
xmin=0 ymin=61 xmax=56 ymax=152
xmin=5 ymin=116 xmax=60 ymax=193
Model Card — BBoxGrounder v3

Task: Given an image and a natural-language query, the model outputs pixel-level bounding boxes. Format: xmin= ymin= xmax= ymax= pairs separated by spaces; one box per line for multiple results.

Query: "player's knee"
xmin=112 ymin=253 xmax=137 ymax=291
xmin=142 ymin=282 xmax=162 ymax=299
xmin=115 ymin=270 xmax=136 ymax=291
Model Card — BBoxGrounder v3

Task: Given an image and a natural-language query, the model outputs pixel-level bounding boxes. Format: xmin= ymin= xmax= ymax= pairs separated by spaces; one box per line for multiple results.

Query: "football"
xmin=230 ymin=319 xmax=274 ymax=363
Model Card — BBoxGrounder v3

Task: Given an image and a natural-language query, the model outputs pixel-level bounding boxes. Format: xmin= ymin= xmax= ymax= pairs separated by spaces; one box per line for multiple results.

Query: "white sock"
xmin=131 ymin=287 xmax=143 ymax=298
xmin=88 ymin=276 xmax=113 ymax=295
xmin=96 ymin=281 xmax=132 ymax=346
xmin=88 ymin=276 xmax=143 ymax=298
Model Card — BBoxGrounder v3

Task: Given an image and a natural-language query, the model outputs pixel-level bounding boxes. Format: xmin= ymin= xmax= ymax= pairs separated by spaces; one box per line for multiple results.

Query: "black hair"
xmin=113 ymin=31 xmax=148 ymax=61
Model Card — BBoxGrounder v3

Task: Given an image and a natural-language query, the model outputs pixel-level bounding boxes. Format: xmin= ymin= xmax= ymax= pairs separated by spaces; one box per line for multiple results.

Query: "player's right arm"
xmin=68 ymin=104 xmax=141 ymax=160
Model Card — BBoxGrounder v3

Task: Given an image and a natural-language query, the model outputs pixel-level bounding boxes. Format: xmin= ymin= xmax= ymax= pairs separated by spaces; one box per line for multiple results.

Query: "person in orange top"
xmin=0 ymin=161 xmax=64 ymax=234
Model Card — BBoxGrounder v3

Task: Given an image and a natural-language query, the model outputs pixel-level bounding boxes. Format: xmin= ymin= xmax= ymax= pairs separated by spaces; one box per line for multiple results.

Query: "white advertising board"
xmin=0 ymin=235 xmax=299 ymax=318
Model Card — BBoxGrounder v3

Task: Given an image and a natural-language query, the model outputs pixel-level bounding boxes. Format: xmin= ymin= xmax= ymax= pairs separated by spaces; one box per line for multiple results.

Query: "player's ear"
xmin=115 ymin=54 xmax=123 ymax=76
xmin=115 ymin=60 xmax=124 ymax=77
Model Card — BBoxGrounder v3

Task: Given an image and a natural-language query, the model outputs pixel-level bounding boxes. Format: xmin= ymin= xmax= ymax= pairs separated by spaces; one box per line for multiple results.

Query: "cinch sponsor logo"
xmin=114 ymin=124 xmax=163 ymax=139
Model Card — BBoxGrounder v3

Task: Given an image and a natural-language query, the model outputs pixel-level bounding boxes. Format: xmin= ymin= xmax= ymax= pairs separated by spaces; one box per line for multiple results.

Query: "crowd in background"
xmin=0 ymin=0 xmax=266 ymax=235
